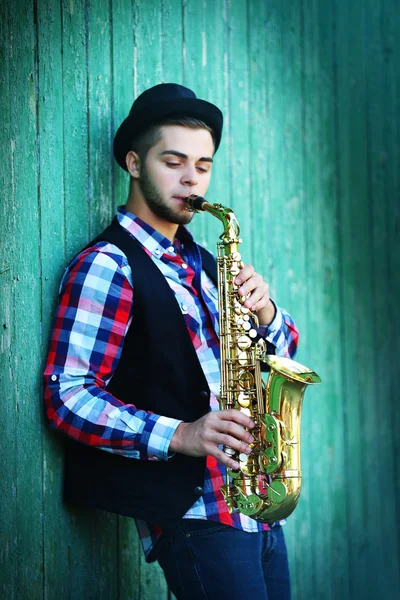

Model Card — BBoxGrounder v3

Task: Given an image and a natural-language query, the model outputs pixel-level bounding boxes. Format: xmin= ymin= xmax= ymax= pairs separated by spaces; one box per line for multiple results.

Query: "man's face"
xmin=137 ymin=125 xmax=214 ymax=227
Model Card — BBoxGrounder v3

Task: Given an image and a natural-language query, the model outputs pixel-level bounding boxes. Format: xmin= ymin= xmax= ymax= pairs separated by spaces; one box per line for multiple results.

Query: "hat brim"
xmin=113 ymin=97 xmax=223 ymax=171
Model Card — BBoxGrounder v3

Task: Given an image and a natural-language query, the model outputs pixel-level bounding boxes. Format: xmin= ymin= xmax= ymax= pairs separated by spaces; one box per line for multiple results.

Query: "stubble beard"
xmin=140 ymin=164 xmax=194 ymax=226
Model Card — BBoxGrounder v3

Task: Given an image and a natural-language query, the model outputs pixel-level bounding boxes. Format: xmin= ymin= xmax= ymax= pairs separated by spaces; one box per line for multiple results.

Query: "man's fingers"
xmin=210 ymin=446 xmax=240 ymax=470
xmin=216 ymin=409 xmax=254 ymax=430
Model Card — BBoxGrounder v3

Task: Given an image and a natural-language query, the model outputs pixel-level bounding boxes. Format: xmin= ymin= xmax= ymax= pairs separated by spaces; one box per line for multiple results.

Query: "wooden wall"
xmin=1 ymin=0 xmax=399 ymax=598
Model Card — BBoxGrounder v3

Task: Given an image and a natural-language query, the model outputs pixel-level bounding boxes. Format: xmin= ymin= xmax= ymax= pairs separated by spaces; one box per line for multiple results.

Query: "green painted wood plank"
xmin=133 ymin=0 xmax=163 ymax=95
xmin=365 ymin=0 xmax=400 ymax=595
xmin=69 ymin=508 xmax=118 ymax=599
xmin=301 ymin=2 xmax=349 ymax=598
xmin=62 ymin=0 xmax=90 ymax=258
xmin=0 ymin=1 xmax=18 ymax=597
xmin=111 ymin=0 xmax=135 ymax=212
xmin=335 ymin=1 xmax=376 ymax=597
xmin=263 ymin=3 xmax=286 ymax=308
xmin=225 ymin=0 xmax=252 ymax=261
xmin=118 ymin=517 xmax=141 ymax=600
xmin=298 ymin=3 xmax=325 ymax=598
xmin=88 ymin=0 xmax=113 ymax=237
xmin=381 ymin=0 xmax=400 ymax=595
xmin=36 ymin=1 xmax=71 ymax=598
xmin=248 ymin=0 xmax=269 ymax=278
xmin=161 ymin=0 xmax=183 ymax=83
xmin=4 ymin=1 xmax=43 ymax=598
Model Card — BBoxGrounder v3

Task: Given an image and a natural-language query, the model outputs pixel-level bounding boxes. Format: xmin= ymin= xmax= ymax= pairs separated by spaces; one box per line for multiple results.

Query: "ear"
xmin=125 ymin=151 xmax=141 ymax=178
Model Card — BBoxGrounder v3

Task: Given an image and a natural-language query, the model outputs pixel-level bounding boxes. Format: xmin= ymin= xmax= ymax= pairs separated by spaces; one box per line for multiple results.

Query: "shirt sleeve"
xmin=43 ymin=243 xmax=181 ymax=461
xmin=256 ymin=300 xmax=299 ymax=358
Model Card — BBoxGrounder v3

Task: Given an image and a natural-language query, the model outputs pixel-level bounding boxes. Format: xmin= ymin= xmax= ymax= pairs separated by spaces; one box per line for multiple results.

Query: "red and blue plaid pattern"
xmin=44 ymin=206 xmax=299 ymax=561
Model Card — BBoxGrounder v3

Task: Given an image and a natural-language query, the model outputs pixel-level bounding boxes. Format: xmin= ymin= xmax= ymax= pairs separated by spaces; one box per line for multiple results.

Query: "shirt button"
xmin=181 ymin=304 xmax=188 ymax=312
xmin=154 ymin=248 xmax=161 ymax=256
xmin=181 ymin=263 xmax=188 ymax=269
xmin=51 ymin=375 xmax=57 ymax=382
xmin=193 ymin=486 xmax=204 ymax=497
xmin=168 ymin=246 xmax=175 ymax=253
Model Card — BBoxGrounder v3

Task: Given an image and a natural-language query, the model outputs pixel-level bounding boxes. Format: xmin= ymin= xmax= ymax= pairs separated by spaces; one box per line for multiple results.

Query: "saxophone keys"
xmin=237 ymin=335 xmax=252 ymax=350
xmin=237 ymin=392 xmax=251 ymax=408
xmin=224 ymin=447 xmax=236 ymax=456
xmin=249 ymin=329 xmax=257 ymax=339
xmin=238 ymin=351 xmax=251 ymax=365
xmin=242 ymin=321 xmax=251 ymax=332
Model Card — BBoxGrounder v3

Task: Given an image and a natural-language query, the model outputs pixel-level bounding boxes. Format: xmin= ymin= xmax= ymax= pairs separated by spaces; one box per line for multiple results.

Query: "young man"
xmin=44 ymin=83 xmax=298 ymax=599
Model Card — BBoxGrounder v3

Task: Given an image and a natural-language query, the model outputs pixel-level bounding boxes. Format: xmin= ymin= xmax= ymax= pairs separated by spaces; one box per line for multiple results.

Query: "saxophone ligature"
xmin=185 ymin=194 xmax=321 ymax=523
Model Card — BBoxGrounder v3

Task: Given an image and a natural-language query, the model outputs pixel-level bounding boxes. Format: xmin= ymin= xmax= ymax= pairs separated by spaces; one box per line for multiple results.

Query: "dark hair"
xmin=130 ymin=117 xmax=215 ymax=163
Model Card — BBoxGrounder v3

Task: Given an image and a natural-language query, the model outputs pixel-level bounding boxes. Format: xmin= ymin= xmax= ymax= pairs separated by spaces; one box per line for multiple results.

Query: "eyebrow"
xmin=160 ymin=150 xmax=213 ymax=163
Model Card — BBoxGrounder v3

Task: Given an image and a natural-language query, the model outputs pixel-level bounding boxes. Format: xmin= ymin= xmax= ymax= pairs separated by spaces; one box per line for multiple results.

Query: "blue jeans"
xmin=156 ymin=519 xmax=291 ymax=600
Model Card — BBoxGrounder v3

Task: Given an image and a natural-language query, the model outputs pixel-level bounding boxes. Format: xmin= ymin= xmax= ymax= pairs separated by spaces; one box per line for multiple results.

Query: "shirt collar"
xmin=116 ymin=205 xmax=195 ymax=259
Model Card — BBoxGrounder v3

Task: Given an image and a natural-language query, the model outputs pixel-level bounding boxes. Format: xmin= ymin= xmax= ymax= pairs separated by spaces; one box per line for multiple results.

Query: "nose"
xmin=181 ymin=163 xmax=198 ymax=187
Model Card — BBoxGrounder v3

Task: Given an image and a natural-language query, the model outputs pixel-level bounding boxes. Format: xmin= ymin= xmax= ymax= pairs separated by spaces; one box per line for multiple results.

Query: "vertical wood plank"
xmin=335 ymin=1 xmax=375 ymax=597
xmin=364 ymin=0 xmax=398 ymax=594
xmin=263 ymin=2 xmax=286 ymax=306
xmin=111 ymin=0 xmax=135 ymax=212
xmin=301 ymin=1 xmax=349 ymax=598
xmin=0 ymin=1 xmax=17 ymax=596
xmin=248 ymin=0 xmax=269 ymax=277
xmin=36 ymin=0 xmax=71 ymax=597
xmin=62 ymin=0 xmax=90 ymax=258
xmin=376 ymin=0 xmax=400 ymax=594
xmin=87 ymin=0 xmax=113 ymax=237
xmin=386 ymin=0 xmax=400 ymax=591
xmin=1 ymin=1 xmax=43 ymax=598
xmin=225 ymin=0 xmax=252 ymax=260
xmin=133 ymin=0 xmax=163 ymax=95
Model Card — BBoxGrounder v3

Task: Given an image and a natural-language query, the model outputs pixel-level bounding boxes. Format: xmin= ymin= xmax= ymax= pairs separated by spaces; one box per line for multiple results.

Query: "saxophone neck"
xmin=185 ymin=195 xmax=241 ymax=246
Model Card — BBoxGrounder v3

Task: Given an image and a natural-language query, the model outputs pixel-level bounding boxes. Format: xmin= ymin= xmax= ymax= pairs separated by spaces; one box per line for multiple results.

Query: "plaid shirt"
xmin=44 ymin=206 xmax=299 ymax=561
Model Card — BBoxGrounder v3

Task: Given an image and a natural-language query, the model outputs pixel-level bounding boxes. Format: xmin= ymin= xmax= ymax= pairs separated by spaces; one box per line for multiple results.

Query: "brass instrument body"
xmin=185 ymin=195 xmax=321 ymax=523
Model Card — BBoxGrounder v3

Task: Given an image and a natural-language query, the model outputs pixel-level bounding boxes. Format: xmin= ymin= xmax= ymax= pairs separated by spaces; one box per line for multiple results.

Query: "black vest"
xmin=64 ymin=219 xmax=219 ymax=526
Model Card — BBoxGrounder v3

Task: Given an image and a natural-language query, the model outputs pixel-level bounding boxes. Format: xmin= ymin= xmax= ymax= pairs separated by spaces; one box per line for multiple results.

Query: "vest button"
xmin=193 ymin=486 xmax=204 ymax=496
xmin=199 ymin=390 xmax=209 ymax=400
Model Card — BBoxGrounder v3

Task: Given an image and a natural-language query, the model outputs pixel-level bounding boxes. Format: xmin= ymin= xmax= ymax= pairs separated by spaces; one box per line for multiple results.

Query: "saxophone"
xmin=185 ymin=195 xmax=321 ymax=523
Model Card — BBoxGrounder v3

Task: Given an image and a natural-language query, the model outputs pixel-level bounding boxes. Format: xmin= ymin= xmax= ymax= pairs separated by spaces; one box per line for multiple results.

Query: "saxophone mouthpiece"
xmin=185 ymin=194 xmax=207 ymax=212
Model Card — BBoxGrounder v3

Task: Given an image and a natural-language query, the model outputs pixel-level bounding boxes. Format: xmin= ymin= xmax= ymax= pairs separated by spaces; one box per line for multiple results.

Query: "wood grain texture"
xmin=0 ymin=1 xmax=43 ymax=598
xmin=36 ymin=0 xmax=71 ymax=597
xmin=0 ymin=1 xmax=17 ymax=597
xmin=1 ymin=1 xmax=399 ymax=598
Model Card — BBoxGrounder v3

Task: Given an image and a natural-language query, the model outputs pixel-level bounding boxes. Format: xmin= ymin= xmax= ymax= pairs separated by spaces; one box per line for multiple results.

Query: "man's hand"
xmin=169 ymin=410 xmax=255 ymax=470
xmin=235 ymin=264 xmax=276 ymax=326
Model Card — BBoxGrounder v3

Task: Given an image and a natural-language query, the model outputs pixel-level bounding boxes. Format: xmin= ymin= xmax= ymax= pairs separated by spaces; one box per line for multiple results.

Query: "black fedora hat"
xmin=113 ymin=83 xmax=223 ymax=171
